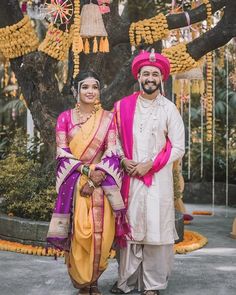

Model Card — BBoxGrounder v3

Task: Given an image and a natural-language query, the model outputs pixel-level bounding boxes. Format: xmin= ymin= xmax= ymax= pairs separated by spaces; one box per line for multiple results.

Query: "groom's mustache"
xmin=144 ymin=80 xmax=157 ymax=86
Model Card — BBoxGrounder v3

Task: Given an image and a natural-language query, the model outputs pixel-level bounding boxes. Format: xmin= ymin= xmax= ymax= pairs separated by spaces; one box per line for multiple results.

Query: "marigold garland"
xmin=192 ymin=211 xmax=213 ymax=215
xmin=174 ymin=230 xmax=208 ymax=254
xmin=202 ymin=0 xmax=213 ymax=142
xmin=218 ymin=46 xmax=225 ymax=69
xmin=0 ymin=16 xmax=39 ymax=59
xmin=0 ymin=239 xmax=115 ymax=258
xmin=3 ymin=60 xmax=10 ymax=88
xmin=72 ymin=0 xmax=82 ymax=78
xmin=162 ymin=43 xmax=199 ymax=75
xmin=0 ymin=239 xmax=64 ymax=257
xmin=129 ymin=13 xmax=169 ymax=49
xmin=205 ymin=52 xmax=213 ymax=141
xmin=38 ymin=24 xmax=73 ymax=61
xmin=1 ymin=230 xmax=207 ymax=256
xmin=202 ymin=0 xmax=212 ymax=28
xmin=173 ymin=160 xmax=184 ymax=200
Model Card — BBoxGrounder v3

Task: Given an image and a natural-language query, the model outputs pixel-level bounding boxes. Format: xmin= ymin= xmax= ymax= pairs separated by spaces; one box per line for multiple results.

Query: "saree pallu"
xmin=47 ymin=108 xmax=129 ymax=288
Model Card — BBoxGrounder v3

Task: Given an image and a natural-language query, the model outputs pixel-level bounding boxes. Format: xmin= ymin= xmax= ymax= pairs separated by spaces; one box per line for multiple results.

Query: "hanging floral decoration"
xmin=2 ymin=60 xmax=10 ymax=90
xmin=97 ymin=0 xmax=111 ymax=14
xmin=173 ymin=160 xmax=185 ymax=200
xmin=71 ymin=0 xmax=82 ymax=78
xmin=40 ymin=0 xmax=110 ymax=77
xmin=129 ymin=13 xmax=169 ymax=52
xmin=0 ymin=16 xmax=39 ymax=59
xmin=39 ymin=24 xmax=73 ymax=61
xmin=0 ymin=0 xmax=110 ymax=79
xmin=173 ymin=79 xmax=191 ymax=108
xmin=202 ymin=0 xmax=213 ymax=142
xmin=162 ymin=43 xmax=199 ymax=75
xmin=79 ymin=1 xmax=109 ymax=55
xmin=217 ymin=46 xmax=225 ymax=69
xmin=229 ymin=68 xmax=236 ymax=91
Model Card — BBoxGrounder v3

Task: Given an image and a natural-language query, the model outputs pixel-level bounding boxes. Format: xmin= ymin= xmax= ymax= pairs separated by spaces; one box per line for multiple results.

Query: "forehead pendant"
xmin=149 ymin=49 xmax=156 ymax=62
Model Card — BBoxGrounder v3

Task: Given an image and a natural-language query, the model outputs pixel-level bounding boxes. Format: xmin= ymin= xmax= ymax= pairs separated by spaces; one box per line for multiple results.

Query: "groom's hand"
xmin=129 ymin=160 xmax=153 ymax=177
xmin=123 ymin=159 xmax=138 ymax=174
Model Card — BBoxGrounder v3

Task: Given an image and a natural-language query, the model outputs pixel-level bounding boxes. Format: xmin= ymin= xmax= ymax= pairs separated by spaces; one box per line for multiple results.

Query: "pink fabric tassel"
xmin=115 ymin=210 xmax=132 ymax=248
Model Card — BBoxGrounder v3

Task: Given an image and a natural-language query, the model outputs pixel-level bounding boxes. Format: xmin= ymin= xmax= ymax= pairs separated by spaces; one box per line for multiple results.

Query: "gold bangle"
xmin=80 ymin=164 xmax=84 ymax=174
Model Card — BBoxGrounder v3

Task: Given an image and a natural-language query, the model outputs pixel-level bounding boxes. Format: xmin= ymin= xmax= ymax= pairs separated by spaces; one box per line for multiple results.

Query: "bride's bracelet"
xmin=87 ymin=179 xmax=96 ymax=189
xmin=88 ymin=168 xmax=91 ymax=178
xmin=120 ymin=157 xmax=127 ymax=168
xmin=80 ymin=164 xmax=91 ymax=177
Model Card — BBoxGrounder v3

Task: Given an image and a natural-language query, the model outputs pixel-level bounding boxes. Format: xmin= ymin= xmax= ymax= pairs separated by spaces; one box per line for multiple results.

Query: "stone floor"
xmin=0 ymin=204 xmax=235 ymax=295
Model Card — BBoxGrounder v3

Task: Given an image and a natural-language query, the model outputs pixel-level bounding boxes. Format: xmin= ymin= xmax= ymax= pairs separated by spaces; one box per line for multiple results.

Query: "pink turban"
xmin=131 ymin=51 xmax=170 ymax=81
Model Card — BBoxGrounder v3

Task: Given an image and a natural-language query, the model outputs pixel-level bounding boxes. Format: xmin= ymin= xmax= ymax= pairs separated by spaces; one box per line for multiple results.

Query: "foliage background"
xmin=0 ymin=129 xmax=56 ymax=221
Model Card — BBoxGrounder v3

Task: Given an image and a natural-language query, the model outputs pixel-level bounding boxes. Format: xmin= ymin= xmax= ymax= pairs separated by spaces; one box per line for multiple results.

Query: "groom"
xmin=114 ymin=50 xmax=185 ymax=295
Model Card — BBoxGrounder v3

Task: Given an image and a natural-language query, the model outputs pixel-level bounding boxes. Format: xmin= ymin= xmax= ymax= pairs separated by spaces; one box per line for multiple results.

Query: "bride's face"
xmin=79 ymin=78 xmax=100 ymax=105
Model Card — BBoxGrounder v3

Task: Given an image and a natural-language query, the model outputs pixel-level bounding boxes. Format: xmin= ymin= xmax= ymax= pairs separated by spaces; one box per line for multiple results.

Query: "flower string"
xmin=72 ymin=0 xmax=82 ymax=78
xmin=203 ymin=0 xmax=213 ymax=141
xmin=0 ymin=16 xmax=39 ymax=59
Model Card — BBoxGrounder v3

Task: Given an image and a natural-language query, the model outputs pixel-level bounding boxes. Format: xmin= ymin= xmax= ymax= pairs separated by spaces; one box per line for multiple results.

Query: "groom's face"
xmin=138 ymin=66 xmax=162 ymax=95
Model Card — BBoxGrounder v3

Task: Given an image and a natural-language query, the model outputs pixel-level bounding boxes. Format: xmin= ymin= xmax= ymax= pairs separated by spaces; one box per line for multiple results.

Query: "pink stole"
xmin=116 ymin=92 xmax=172 ymax=206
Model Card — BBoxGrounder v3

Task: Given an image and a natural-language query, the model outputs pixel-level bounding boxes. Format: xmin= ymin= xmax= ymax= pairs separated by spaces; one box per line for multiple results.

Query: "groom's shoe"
xmin=142 ymin=291 xmax=160 ymax=295
xmin=110 ymin=282 xmax=125 ymax=294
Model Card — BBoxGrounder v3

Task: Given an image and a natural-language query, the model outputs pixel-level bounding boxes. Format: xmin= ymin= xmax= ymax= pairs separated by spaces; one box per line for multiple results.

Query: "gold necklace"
xmin=75 ymin=103 xmax=99 ymax=125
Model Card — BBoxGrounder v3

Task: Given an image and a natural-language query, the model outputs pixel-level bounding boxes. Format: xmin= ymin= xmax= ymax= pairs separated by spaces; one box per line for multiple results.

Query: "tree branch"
xmin=103 ymin=1 xmax=130 ymax=48
xmin=167 ymin=0 xmax=226 ymax=30
xmin=187 ymin=0 xmax=236 ymax=60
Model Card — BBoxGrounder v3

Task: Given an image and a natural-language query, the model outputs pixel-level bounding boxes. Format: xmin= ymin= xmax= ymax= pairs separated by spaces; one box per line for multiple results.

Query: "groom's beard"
xmin=141 ymin=80 xmax=160 ymax=95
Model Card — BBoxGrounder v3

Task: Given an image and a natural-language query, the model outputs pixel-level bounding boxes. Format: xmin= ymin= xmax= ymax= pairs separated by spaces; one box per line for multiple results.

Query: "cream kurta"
xmin=127 ymin=94 xmax=185 ymax=245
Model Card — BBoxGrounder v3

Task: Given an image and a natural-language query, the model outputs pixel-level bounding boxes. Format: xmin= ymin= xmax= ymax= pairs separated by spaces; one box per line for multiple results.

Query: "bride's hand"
xmin=90 ymin=170 xmax=106 ymax=186
xmin=80 ymin=183 xmax=94 ymax=197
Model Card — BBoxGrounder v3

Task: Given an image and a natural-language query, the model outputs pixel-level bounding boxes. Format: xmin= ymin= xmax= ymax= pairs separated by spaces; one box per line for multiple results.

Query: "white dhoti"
xmin=117 ymin=243 xmax=174 ymax=293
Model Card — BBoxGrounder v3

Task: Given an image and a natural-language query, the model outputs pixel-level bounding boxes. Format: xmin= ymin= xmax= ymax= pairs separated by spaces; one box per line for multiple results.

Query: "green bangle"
xmin=82 ymin=165 xmax=90 ymax=177
xmin=120 ymin=157 xmax=126 ymax=169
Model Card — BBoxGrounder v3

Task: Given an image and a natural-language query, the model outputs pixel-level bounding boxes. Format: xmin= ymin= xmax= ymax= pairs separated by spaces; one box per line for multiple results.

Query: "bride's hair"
xmin=73 ymin=71 xmax=101 ymax=92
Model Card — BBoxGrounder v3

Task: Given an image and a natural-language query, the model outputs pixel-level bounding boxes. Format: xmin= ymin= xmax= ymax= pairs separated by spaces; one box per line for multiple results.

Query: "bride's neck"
xmin=78 ymin=102 xmax=94 ymax=114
